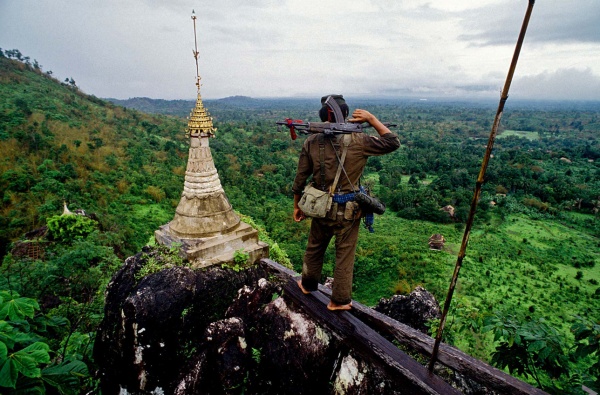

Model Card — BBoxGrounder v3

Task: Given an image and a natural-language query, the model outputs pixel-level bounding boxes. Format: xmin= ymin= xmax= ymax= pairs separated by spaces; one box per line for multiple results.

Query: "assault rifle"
xmin=276 ymin=96 xmax=396 ymax=140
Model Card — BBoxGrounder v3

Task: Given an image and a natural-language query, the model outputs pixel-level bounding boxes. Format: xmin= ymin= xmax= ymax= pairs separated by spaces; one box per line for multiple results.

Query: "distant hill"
xmin=106 ymin=95 xmax=316 ymax=118
xmin=216 ymin=95 xmax=257 ymax=104
xmin=106 ymin=97 xmax=195 ymax=117
xmin=0 ymin=55 xmax=188 ymax=258
xmin=106 ymin=96 xmax=269 ymax=117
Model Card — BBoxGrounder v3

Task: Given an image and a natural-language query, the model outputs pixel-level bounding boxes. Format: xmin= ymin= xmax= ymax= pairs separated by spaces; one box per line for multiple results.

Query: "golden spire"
xmin=188 ymin=93 xmax=216 ymax=138
xmin=189 ymin=10 xmax=215 ymax=138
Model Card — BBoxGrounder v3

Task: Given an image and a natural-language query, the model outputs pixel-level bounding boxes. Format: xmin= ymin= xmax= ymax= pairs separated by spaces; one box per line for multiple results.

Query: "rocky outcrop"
xmin=94 ymin=246 xmax=270 ymax=394
xmin=374 ymin=286 xmax=441 ymax=334
xmin=94 ymin=247 xmax=433 ymax=394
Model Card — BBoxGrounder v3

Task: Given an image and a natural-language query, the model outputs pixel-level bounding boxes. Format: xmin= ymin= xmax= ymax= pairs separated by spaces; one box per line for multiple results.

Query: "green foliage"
xmin=1 ymin=225 xmax=120 ymax=393
xmin=251 ymin=347 xmax=261 ymax=364
xmin=0 ymin=293 xmax=38 ymax=321
xmin=1 ymin=51 xmax=599 ymax=390
xmin=135 ymin=257 xmax=162 ymax=280
xmin=41 ymin=360 xmax=89 ymax=395
xmin=233 ymin=249 xmax=249 ymax=266
xmin=0 ymin=54 xmax=187 ymax=257
xmin=134 ymin=244 xmax=187 ymax=281
xmin=236 ymin=212 xmax=292 ymax=268
xmin=0 ymin=291 xmax=89 ymax=393
xmin=427 ymin=299 xmax=486 ymax=358
xmin=221 ymin=253 xmax=245 ymax=273
xmin=46 ymin=215 xmax=97 ymax=243
xmin=572 ymin=317 xmax=600 ymax=391
xmin=2 ymin=234 xmax=120 ymax=306
xmin=482 ymin=311 xmax=583 ymax=393
xmin=0 ymin=342 xmax=50 ymax=388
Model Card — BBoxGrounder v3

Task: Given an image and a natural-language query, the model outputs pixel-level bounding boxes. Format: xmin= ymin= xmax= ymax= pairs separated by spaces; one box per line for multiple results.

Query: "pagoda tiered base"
xmin=155 ymin=221 xmax=269 ymax=269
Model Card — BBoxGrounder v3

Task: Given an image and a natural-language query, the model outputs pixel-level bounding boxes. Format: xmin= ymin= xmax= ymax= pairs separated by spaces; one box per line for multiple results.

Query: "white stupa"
xmin=155 ymin=13 xmax=268 ymax=267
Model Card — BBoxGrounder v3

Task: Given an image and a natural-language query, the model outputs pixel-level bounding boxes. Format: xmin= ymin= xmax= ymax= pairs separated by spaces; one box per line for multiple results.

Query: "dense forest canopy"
xmin=1 ymin=50 xmax=599 ymax=393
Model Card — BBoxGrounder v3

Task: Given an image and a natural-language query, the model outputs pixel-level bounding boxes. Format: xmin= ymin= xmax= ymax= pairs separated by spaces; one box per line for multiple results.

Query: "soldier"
xmin=292 ymin=95 xmax=400 ymax=310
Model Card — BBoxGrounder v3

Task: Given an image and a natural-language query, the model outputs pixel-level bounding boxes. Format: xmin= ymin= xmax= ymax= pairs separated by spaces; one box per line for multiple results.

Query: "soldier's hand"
xmin=348 ymin=109 xmax=375 ymax=124
xmin=293 ymin=207 xmax=306 ymax=222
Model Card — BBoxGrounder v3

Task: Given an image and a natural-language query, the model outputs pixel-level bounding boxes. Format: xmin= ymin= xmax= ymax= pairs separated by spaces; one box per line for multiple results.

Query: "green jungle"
xmin=0 ymin=50 xmax=599 ymax=394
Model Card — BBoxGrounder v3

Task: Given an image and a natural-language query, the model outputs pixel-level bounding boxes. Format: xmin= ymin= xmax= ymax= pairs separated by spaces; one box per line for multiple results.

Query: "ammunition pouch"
xmin=343 ymin=201 xmax=360 ymax=220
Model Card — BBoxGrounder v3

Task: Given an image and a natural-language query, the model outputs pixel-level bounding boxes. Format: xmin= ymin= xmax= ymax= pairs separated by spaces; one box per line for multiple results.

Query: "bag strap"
xmin=331 ymin=134 xmax=363 ymax=193
xmin=319 ymin=134 xmax=326 ymax=190
xmin=329 ymin=134 xmax=351 ymax=195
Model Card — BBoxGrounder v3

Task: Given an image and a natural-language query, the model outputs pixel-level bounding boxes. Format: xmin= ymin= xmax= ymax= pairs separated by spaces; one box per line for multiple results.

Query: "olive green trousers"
xmin=300 ymin=211 xmax=361 ymax=305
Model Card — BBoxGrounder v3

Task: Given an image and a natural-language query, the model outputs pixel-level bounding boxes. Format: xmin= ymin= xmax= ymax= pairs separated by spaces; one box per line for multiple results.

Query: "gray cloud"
xmin=459 ymin=1 xmax=600 ymax=46
xmin=512 ymin=68 xmax=600 ymax=101
xmin=1 ymin=0 xmax=598 ymax=100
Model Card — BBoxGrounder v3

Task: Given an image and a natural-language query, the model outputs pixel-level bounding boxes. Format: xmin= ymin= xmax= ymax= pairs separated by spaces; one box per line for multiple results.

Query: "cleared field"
xmin=498 ymin=129 xmax=540 ymax=140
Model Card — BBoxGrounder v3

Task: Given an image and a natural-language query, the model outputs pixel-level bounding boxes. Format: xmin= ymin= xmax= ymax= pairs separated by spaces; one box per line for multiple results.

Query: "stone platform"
xmin=155 ymin=221 xmax=269 ymax=269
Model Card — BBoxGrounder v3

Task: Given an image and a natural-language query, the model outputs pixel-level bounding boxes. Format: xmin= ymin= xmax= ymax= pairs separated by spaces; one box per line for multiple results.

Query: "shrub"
xmin=46 ymin=214 xmax=97 ymax=243
xmin=483 ymin=311 xmax=576 ymax=392
xmin=572 ymin=317 xmax=600 ymax=391
xmin=145 ymin=185 xmax=166 ymax=202
xmin=393 ymin=279 xmax=413 ymax=295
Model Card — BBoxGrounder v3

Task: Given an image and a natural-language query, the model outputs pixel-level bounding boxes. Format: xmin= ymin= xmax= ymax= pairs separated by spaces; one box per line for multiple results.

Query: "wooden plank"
xmin=261 ymin=259 xmax=549 ymax=395
xmin=283 ymin=277 xmax=461 ymax=395
xmin=261 ymin=258 xmax=297 ymax=279
xmin=348 ymin=301 xmax=548 ymax=395
xmin=318 ymin=288 xmax=548 ymax=395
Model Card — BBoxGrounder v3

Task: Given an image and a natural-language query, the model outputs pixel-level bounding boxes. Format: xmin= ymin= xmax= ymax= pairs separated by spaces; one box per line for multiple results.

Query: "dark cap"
xmin=320 ymin=94 xmax=346 ymax=106
xmin=319 ymin=94 xmax=349 ymax=121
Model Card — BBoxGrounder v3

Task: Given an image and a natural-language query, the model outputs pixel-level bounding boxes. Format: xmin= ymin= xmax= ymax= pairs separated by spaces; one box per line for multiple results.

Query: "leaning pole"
xmin=428 ymin=0 xmax=536 ymax=372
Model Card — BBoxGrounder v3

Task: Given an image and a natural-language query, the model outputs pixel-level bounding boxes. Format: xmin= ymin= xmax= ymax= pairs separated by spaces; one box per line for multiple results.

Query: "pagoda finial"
xmin=188 ymin=10 xmax=215 ymax=139
xmin=191 ymin=10 xmax=201 ymax=93
xmin=62 ymin=201 xmax=73 ymax=216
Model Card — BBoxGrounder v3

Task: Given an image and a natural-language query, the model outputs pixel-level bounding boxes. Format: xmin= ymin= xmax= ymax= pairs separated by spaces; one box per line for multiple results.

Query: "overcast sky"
xmin=2 ymin=0 xmax=600 ymax=101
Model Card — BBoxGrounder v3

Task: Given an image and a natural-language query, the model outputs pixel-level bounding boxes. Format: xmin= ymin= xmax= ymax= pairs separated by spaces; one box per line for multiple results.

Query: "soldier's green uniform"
xmin=293 ymin=130 xmax=400 ymax=305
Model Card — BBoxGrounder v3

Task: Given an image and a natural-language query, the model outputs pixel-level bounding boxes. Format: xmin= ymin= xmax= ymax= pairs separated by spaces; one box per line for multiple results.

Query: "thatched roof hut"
xmin=440 ymin=205 xmax=455 ymax=218
xmin=428 ymin=234 xmax=445 ymax=250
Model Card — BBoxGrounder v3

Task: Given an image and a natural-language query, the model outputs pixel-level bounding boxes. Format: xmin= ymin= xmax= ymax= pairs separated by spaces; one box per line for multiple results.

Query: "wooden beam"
xmin=261 ymin=259 xmax=549 ymax=395
xmin=346 ymin=294 xmax=548 ymax=395
xmin=283 ymin=277 xmax=461 ymax=395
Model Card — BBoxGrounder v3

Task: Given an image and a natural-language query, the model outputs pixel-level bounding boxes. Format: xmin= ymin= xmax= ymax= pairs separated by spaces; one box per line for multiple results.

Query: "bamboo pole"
xmin=428 ymin=0 xmax=536 ymax=372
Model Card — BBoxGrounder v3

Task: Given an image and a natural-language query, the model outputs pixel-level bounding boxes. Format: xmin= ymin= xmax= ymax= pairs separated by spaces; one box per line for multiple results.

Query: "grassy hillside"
xmin=276 ymin=204 xmax=600 ymax=339
xmin=0 ymin=55 xmax=188 ymax=257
